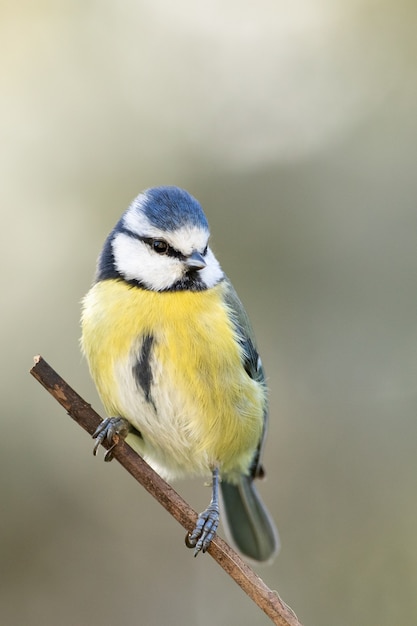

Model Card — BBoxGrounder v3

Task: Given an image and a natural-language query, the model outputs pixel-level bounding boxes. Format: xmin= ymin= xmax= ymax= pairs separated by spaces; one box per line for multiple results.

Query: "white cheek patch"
xmin=112 ymin=232 xmax=184 ymax=290
xmin=200 ymin=247 xmax=224 ymax=288
xmin=112 ymin=231 xmax=224 ymax=291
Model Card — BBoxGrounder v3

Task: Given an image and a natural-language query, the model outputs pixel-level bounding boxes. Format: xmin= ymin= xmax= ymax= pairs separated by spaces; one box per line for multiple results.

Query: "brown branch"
xmin=30 ymin=355 xmax=303 ymax=626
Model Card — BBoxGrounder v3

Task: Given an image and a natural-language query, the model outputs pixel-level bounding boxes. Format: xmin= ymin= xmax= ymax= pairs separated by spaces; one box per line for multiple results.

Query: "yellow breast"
xmin=81 ymin=279 xmax=265 ymax=479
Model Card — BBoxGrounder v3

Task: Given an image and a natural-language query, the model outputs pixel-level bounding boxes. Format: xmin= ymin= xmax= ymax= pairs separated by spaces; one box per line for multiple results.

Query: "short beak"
xmin=185 ymin=250 xmax=206 ymax=271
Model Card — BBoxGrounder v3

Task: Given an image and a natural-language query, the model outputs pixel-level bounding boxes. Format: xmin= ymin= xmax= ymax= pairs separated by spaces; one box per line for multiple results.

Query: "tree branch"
xmin=30 ymin=355 xmax=303 ymax=626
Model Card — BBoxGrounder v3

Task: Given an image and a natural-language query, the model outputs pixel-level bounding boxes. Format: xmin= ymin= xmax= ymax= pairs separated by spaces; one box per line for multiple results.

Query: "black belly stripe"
xmin=133 ymin=334 xmax=155 ymax=406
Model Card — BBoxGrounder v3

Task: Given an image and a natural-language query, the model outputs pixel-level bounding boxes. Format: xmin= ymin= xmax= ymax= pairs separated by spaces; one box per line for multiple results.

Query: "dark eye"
xmin=152 ymin=240 xmax=169 ymax=254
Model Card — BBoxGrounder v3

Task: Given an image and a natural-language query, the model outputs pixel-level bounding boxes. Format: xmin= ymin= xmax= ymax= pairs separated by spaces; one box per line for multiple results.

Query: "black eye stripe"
xmin=151 ymin=239 xmax=169 ymax=254
xmin=119 ymin=227 xmax=208 ymax=261
xmin=141 ymin=237 xmax=183 ymax=260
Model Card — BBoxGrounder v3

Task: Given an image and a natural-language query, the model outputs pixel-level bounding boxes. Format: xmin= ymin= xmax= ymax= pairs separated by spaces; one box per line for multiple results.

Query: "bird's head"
xmin=96 ymin=186 xmax=224 ymax=291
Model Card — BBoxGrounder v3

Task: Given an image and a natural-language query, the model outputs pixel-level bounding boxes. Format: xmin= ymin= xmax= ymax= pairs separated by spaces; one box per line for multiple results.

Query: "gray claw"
xmin=92 ymin=417 xmax=130 ymax=461
xmin=186 ymin=503 xmax=220 ymax=556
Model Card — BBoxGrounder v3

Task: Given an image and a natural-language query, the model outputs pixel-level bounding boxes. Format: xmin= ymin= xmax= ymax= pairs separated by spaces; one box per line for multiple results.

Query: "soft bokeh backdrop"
xmin=2 ymin=1 xmax=417 ymax=625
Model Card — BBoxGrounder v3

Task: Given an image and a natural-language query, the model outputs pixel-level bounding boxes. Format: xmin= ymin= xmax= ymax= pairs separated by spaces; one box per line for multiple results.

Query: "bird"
xmin=80 ymin=186 xmax=279 ymax=562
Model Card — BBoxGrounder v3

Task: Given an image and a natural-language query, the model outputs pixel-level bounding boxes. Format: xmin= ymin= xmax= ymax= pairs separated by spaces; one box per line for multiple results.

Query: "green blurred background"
xmin=2 ymin=2 xmax=417 ymax=625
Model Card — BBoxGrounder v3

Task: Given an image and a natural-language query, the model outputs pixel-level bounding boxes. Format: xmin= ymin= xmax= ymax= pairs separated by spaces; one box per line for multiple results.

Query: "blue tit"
xmin=81 ymin=186 xmax=279 ymax=562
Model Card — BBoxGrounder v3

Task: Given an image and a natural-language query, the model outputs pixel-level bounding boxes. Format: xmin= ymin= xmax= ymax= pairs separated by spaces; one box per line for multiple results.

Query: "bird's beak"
xmin=185 ymin=250 xmax=206 ymax=271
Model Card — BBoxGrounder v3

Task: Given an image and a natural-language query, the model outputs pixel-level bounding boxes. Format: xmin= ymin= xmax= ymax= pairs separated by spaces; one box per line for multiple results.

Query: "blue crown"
xmin=138 ymin=186 xmax=209 ymax=232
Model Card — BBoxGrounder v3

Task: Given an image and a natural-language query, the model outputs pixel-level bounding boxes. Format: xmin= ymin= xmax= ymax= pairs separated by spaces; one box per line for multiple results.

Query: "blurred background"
xmin=2 ymin=1 xmax=417 ymax=625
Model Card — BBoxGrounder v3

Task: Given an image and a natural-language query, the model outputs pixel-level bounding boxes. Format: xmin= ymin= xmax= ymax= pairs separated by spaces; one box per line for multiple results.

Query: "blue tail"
xmin=220 ymin=475 xmax=279 ymax=562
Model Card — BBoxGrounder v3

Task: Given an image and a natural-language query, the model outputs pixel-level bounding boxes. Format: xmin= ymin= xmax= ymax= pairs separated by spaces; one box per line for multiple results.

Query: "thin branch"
xmin=30 ymin=355 xmax=303 ymax=626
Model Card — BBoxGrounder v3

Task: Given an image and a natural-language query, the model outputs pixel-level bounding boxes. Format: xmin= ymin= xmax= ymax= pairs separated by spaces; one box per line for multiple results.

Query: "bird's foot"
xmin=92 ymin=417 xmax=130 ymax=461
xmin=185 ymin=502 xmax=220 ymax=556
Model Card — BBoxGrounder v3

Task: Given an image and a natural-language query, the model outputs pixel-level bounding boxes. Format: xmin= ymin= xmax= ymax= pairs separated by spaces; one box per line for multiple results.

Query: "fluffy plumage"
xmin=81 ymin=186 xmax=278 ymax=561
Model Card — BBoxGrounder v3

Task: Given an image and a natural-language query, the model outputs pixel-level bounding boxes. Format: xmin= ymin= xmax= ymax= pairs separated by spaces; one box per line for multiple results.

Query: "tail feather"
xmin=220 ymin=476 xmax=279 ymax=563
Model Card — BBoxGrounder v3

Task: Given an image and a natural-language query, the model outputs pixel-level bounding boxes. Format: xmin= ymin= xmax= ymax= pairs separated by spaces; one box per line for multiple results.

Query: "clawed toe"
xmin=92 ymin=417 xmax=130 ymax=461
xmin=186 ymin=503 xmax=220 ymax=556
xmin=185 ymin=467 xmax=220 ymax=556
